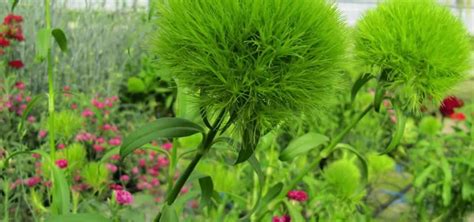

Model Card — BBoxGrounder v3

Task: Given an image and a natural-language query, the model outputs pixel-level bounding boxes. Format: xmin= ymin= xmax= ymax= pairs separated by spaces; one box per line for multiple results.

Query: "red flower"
xmin=287 ymin=190 xmax=308 ymax=202
xmin=12 ymin=31 xmax=24 ymax=41
xmin=14 ymin=81 xmax=25 ymax=90
xmin=3 ymin=14 xmax=23 ymax=25
xmin=450 ymin=112 xmax=466 ymax=121
xmin=439 ymin=96 xmax=464 ymax=116
xmin=0 ymin=37 xmax=10 ymax=47
xmin=8 ymin=60 xmax=24 ymax=69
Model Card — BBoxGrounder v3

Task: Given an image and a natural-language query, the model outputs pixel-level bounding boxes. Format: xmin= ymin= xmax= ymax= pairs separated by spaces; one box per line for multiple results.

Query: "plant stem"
xmin=3 ymin=181 xmax=9 ymax=222
xmin=154 ymin=111 xmax=225 ymax=222
xmin=45 ymin=0 xmax=56 ymax=161
xmin=283 ymin=103 xmax=373 ymax=195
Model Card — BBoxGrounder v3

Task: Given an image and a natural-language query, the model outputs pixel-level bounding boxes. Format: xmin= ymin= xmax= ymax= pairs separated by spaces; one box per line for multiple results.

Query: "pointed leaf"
xmin=351 ymin=73 xmax=373 ymax=103
xmin=10 ymin=0 xmax=20 ymax=11
xmin=18 ymin=94 xmax=44 ymax=136
xmin=279 ymin=132 xmax=329 ymax=161
xmin=235 ymin=126 xmax=260 ymax=164
xmin=381 ymin=106 xmax=406 ymax=154
xmin=35 ymin=28 xmax=51 ymax=62
xmin=161 ymin=204 xmax=179 ymax=222
xmin=440 ymin=159 xmax=452 ymax=206
xmin=284 ymin=200 xmax=305 ymax=222
xmin=198 ymin=176 xmax=214 ymax=207
xmin=261 ymin=182 xmax=283 ymax=207
xmin=52 ymin=28 xmax=68 ymax=52
xmin=120 ymin=117 xmax=204 ymax=159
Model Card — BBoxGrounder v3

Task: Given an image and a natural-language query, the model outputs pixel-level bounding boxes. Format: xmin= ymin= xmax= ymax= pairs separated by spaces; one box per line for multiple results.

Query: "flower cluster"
xmin=114 ymin=190 xmax=134 ymax=205
xmin=272 ymin=215 xmax=291 ymax=222
xmin=0 ymin=13 xmax=24 ymax=66
xmin=0 ymin=81 xmax=31 ymax=116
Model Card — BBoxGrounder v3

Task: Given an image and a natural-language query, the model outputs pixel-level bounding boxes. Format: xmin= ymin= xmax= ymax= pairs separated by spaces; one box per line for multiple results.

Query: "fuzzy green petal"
xmin=151 ymin=0 xmax=347 ymax=129
xmin=354 ymin=0 xmax=471 ymax=111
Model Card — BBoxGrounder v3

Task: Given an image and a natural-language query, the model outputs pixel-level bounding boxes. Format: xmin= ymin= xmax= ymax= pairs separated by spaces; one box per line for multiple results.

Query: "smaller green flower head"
xmin=151 ymin=0 xmax=347 ymax=129
xmin=354 ymin=0 xmax=471 ymax=111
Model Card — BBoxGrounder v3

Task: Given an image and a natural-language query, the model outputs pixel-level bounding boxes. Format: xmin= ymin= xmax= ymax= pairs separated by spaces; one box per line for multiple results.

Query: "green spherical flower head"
xmin=152 ymin=0 xmax=347 ymax=129
xmin=354 ymin=0 xmax=471 ymax=111
xmin=323 ymin=159 xmax=361 ymax=198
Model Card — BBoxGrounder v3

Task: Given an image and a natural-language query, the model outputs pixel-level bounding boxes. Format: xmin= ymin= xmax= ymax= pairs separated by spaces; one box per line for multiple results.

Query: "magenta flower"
xmin=115 ymin=190 xmax=133 ymax=205
xmin=25 ymin=176 xmax=41 ymax=187
xmin=110 ymin=154 xmax=121 ymax=161
xmin=157 ymin=156 xmax=170 ymax=167
xmin=108 ymin=137 xmax=122 ymax=146
xmin=120 ymin=175 xmax=130 ymax=182
xmin=27 ymin=115 xmax=36 ymax=123
xmin=287 ymin=190 xmax=308 ymax=202
xmin=110 ymin=184 xmax=123 ymax=190
xmin=55 ymin=159 xmax=68 ymax=169
xmin=81 ymin=108 xmax=94 ymax=118
xmin=131 ymin=167 xmax=140 ymax=175
xmin=106 ymin=163 xmax=118 ymax=173
xmin=162 ymin=142 xmax=173 ymax=151
xmin=57 ymin=144 xmax=66 ymax=150
xmin=93 ymin=144 xmax=105 ymax=152
xmin=272 ymin=215 xmax=291 ymax=222
xmin=14 ymin=81 xmax=25 ymax=90
xmin=38 ymin=130 xmax=47 ymax=139
xmin=138 ymin=159 xmax=146 ymax=167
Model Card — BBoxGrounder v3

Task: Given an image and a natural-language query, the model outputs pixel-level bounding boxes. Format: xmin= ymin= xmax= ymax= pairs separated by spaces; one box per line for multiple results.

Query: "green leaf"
xmin=52 ymin=29 xmax=68 ymax=52
xmin=235 ymin=125 xmax=260 ymax=164
xmin=50 ymin=158 xmax=71 ymax=215
xmin=351 ymin=73 xmax=373 ymax=103
xmin=127 ymin=77 xmax=146 ymax=94
xmin=243 ymin=155 xmax=265 ymax=219
xmin=284 ymin=200 xmax=305 ymax=222
xmin=46 ymin=213 xmax=110 ymax=222
xmin=198 ymin=176 xmax=213 ymax=207
xmin=414 ymin=165 xmax=435 ymax=187
xmin=35 ymin=28 xmax=51 ymax=62
xmin=10 ymin=0 xmax=20 ymax=11
xmin=381 ymin=105 xmax=406 ymax=154
xmin=18 ymin=94 xmax=45 ymax=136
xmin=261 ymin=183 xmax=283 ymax=207
xmin=161 ymin=204 xmax=179 ymax=222
xmin=279 ymin=132 xmax=329 ymax=161
xmin=440 ymin=159 xmax=452 ymax=206
xmin=373 ymin=85 xmax=386 ymax=113
xmin=120 ymin=117 xmax=204 ymax=159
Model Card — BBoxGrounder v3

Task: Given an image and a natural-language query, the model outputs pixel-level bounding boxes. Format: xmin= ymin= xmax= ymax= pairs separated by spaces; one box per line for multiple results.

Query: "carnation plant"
xmin=115 ymin=0 xmax=472 ymax=220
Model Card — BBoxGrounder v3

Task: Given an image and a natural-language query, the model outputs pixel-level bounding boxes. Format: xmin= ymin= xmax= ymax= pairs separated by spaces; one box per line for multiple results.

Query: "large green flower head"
xmin=354 ymin=0 xmax=471 ymax=111
xmin=151 ymin=0 xmax=347 ymax=130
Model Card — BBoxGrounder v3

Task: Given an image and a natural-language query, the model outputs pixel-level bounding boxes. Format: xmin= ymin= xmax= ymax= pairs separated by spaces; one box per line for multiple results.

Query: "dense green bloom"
xmin=354 ymin=0 xmax=471 ymax=111
xmin=323 ymin=159 xmax=361 ymax=198
xmin=151 ymin=0 xmax=347 ymax=129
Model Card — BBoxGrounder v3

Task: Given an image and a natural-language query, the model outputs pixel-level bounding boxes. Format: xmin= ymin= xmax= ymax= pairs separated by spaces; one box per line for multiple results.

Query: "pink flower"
xmin=38 ymin=130 xmax=47 ymax=139
xmin=75 ymin=132 xmax=95 ymax=142
xmin=96 ymin=137 xmax=105 ymax=144
xmin=157 ymin=157 xmax=169 ymax=167
xmin=181 ymin=187 xmax=189 ymax=194
xmin=55 ymin=159 xmax=68 ymax=169
xmin=57 ymin=144 xmax=66 ymax=150
xmin=63 ymin=86 xmax=71 ymax=92
xmin=138 ymin=159 xmax=146 ymax=167
xmin=43 ymin=181 xmax=52 ymax=188
xmin=151 ymin=178 xmax=160 ymax=187
xmin=131 ymin=167 xmax=140 ymax=175
xmin=25 ymin=176 xmax=41 ymax=187
xmin=27 ymin=115 xmax=36 ymax=123
xmin=106 ymin=163 xmax=118 ymax=173
xmin=71 ymin=103 xmax=78 ymax=110
xmin=162 ymin=142 xmax=173 ymax=151
xmin=81 ymin=108 xmax=94 ymax=118
xmin=273 ymin=215 xmax=291 ymax=222
xmin=287 ymin=190 xmax=308 ymax=202
xmin=120 ymin=175 xmax=130 ymax=182
xmin=91 ymin=98 xmax=105 ymax=109
xmin=137 ymin=181 xmax=152 ymax=190
xmin=148 ymin=168 xmax=159 ymax=177
xmin=110 ymin=184 xmax=123 ymax=190
xmin=93 ymin=144 xmax=104 ymax=152
xmin=111 ymin=154 xmax=121 ymax=161
xmin=115 ymin=190 xmax=133 ymax=205
xmin=108 ymin=137 xmax=122 ymax=146
xmin=32 ymin=153 xmax=41 ymax=159
xmin=25 ymin=96 xmax=31 ymax=102
xmin=14 ymin=81 xmax=25 ymax=90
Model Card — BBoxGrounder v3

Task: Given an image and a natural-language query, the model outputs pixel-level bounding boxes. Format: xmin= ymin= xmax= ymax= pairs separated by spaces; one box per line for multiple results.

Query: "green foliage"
xmin=151 ymin=0 xmax=348 ymax=131
xmin=46 ymin=110 xmax=83 ymax=139
xmin=323 ymin=159 xmax=362 ymax=199
xmin=354 ymin=0 xmax=471 ymax=111
xmin=81 ymin=162 xmax=108 ymax=192
xmin=419 ymin=116 xmax=442 ymax=136
xmin=366 ymin=153 xmax=395 ymax=181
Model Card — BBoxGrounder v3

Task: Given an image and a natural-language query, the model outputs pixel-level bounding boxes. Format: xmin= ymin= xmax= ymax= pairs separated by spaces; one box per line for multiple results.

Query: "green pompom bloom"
xmin=354 ymin=0 xmax=471 ymax=111
xmin=324 ymin=159 xmax=361 ymax=198
xmin=151 ymin=0 xmax=347 ymax=129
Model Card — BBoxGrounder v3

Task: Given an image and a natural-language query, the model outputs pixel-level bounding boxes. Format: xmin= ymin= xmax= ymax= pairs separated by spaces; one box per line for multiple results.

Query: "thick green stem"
xmin=45 ymin=0 xmax=55 ymax=161
xmin=283 ymin=103 xmax=373 ymax=195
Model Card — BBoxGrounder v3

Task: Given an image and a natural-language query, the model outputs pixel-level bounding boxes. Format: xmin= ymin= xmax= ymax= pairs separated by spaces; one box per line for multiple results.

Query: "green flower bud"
xmin=323 ymin=159 xmax=361 ymax=198
xmin=354 ymin=0 xmax=471 ymax=111
xmin=151 ymin=0 xmax=347 ymax=130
